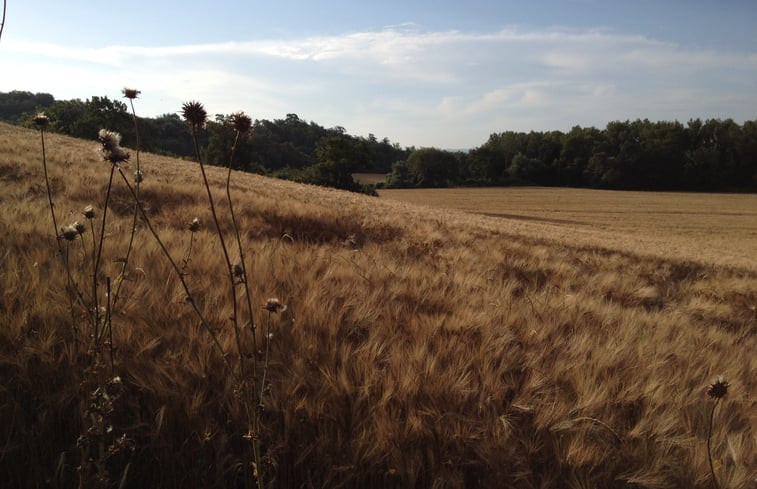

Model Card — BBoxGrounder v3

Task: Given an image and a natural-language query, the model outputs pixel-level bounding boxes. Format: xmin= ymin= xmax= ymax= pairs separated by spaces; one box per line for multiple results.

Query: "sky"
xmin=1 ymin=0 xmax=756 ymax=149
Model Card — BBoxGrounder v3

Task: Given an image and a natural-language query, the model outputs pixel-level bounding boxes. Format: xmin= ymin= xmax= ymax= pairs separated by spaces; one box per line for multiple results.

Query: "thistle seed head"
xmin=98 ymin=129 xmax=130 ymax=164
xmin=33 ymin=113 xmax=49 ymax=129
xmin=230 ymin=112 xmax=253 ymax=134
xmin=73 ymin=221 xmax=86 ymax=234
xmin=134 ymin=169 xmax=144 ymax=183
xmin=98 ymin=129 xmax=122 ymax=150
xmin=181 ymin=101 xmax=207 ymax=128
xmin=122 ymin=87 xmax=141 ymax=99
xmin=188 ymin=218 xmax=200 ymax=233
xmin=264 ymin=298 xmax=286 ymax=314
xmin=707 ymin=377 xmax=729 ymax=400
xmin=61 ymin=225 xmax=78 ymax=241
xmin=83 ymin=205 xmax=96 ymax=219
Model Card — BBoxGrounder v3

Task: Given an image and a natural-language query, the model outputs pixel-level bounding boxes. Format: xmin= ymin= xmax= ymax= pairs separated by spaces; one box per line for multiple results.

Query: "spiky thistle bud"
xmin=707 ymin=377 xmax=729 ymax=400
xmin=33 ymin=113 xmax=49 ymax=129
xmin=181 ymin=101 xmax=207 ymax=128
xmin=122 ymin=87 xmax=141 ymax=99
xmin=230 ymin=112 xmax=253 ymax=134
xmin=233 ymin=264 xmax=244 ymax=278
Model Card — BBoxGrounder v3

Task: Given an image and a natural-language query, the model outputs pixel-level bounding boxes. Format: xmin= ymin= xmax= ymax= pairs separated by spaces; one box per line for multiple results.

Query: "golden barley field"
xmin=0 ymin=121 xmax=755 ymax=488
xmin=378 ymin=187 xmax=757 ymax=270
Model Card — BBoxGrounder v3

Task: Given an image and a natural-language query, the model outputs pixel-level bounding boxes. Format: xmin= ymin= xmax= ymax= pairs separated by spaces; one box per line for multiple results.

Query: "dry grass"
xmin=0 ymin=121 xmax=755 ymax=488
xmin=379 ymin=187 xmax=757 ymax=269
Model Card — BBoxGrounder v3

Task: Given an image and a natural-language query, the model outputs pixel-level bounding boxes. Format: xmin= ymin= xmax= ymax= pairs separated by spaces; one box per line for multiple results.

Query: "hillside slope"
xmin=0 ymin=122 xmax=754 ymax=488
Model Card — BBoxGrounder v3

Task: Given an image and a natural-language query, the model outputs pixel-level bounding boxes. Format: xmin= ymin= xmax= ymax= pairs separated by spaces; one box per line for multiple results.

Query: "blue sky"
xmin=2 ymin=1 xmax=756 ymax=148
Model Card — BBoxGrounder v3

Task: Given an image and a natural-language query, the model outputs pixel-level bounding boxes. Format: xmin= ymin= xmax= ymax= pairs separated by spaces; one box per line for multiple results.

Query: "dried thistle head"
xmin=188 ymin=218 xmax=200 ymax=232
xmin=134 ymin=169 xmax=144 ymax=183
xmin=264 ymin=298 xmax=286 ymax=314
xmin=707 ymin=377 xmax=729 ymax=400
xmin=122 ymin=87 xmax=141 ymax=99
xmin=98 ymin=129 xmax=130 ymax=164
xmin=83 ymin=205 xmax=96 ymax=219
xmin=98 ymin=129 xmax=122 ymax=150
xmin=233 ymin=264 xmax=244 ymax=278
xmin=33 ymin=113 xmax=49 ymax=129
xmin=181 ymin=101 xmax=207 ymax=128
xmin=73 ymin=221 xmax=86 ymax=234
xmin=230 ymin=112 xmax=253 ymax=134
xmin=61 ymin=225 xmax=78 ymax=241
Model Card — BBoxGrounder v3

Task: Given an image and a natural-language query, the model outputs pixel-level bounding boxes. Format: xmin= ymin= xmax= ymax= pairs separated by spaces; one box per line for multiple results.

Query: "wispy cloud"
xmin=3 ymin=25 xmax=755 ymax=148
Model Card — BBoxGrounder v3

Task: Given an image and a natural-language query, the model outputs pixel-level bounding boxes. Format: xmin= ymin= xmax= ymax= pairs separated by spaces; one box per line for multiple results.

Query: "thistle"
xmin=121 ymin=87 xmax=141 ymax=99
xmin=706 ymin=376 xmax=729 ymax=489
xmin=230 ymin=112 xmax=253 ymax=134
xmin=61 ymin=225 xmax=78 ymax=241
xmin=181 ymin=101 xmax=207 ymax=128
xmin=32 ymin=112 xmax=49 ymax=128
xmin=98 ymin=129 xmax=130 ymax=164
xmin=83 ymin=205 xmax=96 ymax=219
xmin=707 ymin=377 xmax=729 ymax=400
xmin=188 ymin=218 xmax=200 ymax=233
xmin=264 ymin=298 xmax=286 ymax=314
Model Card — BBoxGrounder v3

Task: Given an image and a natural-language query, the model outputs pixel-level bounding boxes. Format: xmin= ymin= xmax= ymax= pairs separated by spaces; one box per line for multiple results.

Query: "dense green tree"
xmin=405 ymin=148 xmax=459 ymax=187
xmin=306 ymin=135 xmax=367 ymax=190
xmin=558 ymin=126 xmax=602 ymax=186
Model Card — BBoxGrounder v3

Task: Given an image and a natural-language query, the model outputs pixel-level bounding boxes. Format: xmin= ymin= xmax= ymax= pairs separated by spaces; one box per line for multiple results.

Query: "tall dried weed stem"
xmin=18 ymin=93 xmax=275 ymax=488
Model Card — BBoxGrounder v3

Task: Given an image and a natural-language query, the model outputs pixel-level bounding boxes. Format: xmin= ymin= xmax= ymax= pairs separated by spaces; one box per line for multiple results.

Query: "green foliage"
xmin=0 ymin=90 xmax=54 ymax=122
xmin=405 ymin=147 xmax=459 ymax=187
xmin=465 ymin=119 xmax=757 ymax=192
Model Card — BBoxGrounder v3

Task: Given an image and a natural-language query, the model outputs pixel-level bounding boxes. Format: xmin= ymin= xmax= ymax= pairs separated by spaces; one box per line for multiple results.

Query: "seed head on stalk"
xmin=33 ymin=112 xmax=49 ymax=128
xmin=98 ymin=129 xmax=130 ymax=165
xmin=121 ymin=87 xmax=141 ymax=100
xmin=181 ymin=101 xmax=207 ymax=129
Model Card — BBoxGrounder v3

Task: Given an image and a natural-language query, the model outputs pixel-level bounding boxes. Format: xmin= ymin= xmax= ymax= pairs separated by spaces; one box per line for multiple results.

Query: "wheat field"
xmin=0 ymin=121 xmax=755 ymax=488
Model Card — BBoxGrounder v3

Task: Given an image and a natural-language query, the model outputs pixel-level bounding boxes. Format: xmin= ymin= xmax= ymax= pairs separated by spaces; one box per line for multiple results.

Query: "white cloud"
xmin=2 ymin=25 xmax=755 ymax=148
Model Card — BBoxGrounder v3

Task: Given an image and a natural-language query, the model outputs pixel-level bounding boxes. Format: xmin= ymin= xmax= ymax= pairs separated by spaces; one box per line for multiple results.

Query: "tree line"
xmin=0 ymin=90 xmax=409 ymax=193
xmin=387 ymin=119 xmax=757 ymax=191
xmin=2 ymin=90 xmax=755 ymax=192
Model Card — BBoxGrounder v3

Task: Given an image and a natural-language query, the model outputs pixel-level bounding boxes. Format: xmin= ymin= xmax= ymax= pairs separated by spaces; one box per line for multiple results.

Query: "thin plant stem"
xmin=189 ymin=126 xmax=245 ymax=379
xmin=63 ymin=243 xmax=79 ymax=350
xmin=259 ymin=312 xmax=272 ymax=404
xmin=114 ymin=166 xmax=236 ymax=376
xmin=106 ymin=277 xmax=114 ymax=373
xmin=180 ymin=231 xmax=196 ymax=275
xmin=226 ymin=131 xmax=258 ymax=355
xmin=707 ymin=399 xmax=722 ymax=489
xmin=93 ymin=164 xmax=116 ymax=347
xmin=113 ymin=99 xmax=142 ymax=310
xmin=226 ymin=129 xmax=263 ymax=489
xmin=39 ymin=128 xmax=62 ymax=256
xmin=0 ymin=0 xmax=6 ymax=44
